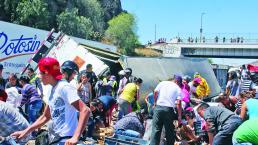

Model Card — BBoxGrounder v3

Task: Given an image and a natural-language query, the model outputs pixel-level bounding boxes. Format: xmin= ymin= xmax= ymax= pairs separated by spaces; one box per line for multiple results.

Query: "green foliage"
xmin=57 ymin=8 xmax=93 ymax=39
xmin=0 ymin=0 xmax=139 ymax=53
xmin=15 ymin=0 xmax=49 ymax=29
xmin=75 ymin=0 xmax=104 ymax=31
xmin=105 ymin=12 xmax=139 ymax=55
xmin=208 ymin=58 xmax=213 ymax=64
xmin=75 ymin=0 xmax=105 ymax=40
xmin=0 ymin=0 xmax=20 ymax=21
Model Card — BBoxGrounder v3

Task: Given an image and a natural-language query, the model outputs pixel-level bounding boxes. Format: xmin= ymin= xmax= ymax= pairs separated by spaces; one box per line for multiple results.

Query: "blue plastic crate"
xmin=104 ymin=134 xmax=150 ymax=145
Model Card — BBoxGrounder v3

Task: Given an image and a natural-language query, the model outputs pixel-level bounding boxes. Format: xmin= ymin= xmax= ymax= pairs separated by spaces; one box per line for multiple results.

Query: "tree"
xmin=15 ymin=0 xmax=49 ymax=29
xmin=0 ymin=0 xmax=20 ymax=21
xmin=105 ymin=12 xmax=139 ymax=55
xmin=57 ymin=8 xmax=93 ymax=39
xmin=75 ymin=0 xmax=105 ymax=40
xmin=208 ymin=58 xmax=213 ymax=64
xmin=98 ymin=0 xmax=122 ymax=23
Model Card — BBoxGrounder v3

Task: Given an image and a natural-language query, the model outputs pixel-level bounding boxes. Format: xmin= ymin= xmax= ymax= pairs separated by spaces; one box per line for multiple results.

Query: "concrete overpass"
xmin=149 ymin=42 xmax=258 ymax=58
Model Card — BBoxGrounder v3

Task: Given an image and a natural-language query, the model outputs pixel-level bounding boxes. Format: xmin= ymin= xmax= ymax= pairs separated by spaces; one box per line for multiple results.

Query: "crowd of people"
xmin=1 ymin=57 xmax=258 ymax=145
xmin=147 ymin=36 xmax=246 ymax=45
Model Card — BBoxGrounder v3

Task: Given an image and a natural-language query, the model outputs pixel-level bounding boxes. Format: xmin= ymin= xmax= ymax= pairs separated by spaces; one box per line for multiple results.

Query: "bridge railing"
xmin=148 ymin=38 xmax=258 ymax=46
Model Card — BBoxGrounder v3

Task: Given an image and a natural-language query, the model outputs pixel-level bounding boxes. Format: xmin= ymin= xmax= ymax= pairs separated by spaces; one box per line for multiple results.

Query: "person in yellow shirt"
xmin=118 ymin=78 xmax=143 ymax=120
xmin=194 ymin=72 xmax=210 ymax=101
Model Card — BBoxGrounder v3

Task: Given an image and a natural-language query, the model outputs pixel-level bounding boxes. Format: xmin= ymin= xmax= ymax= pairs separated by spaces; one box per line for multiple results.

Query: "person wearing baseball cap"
xmin=12 ymin=57 xmax=91 ymax=145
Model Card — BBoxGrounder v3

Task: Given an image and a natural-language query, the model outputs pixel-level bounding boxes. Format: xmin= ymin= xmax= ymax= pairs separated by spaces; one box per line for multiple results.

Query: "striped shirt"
xmin=235 ymin=99 xmax=242 ymax=115
xmin=20 ymin=84 xmax=41 ymax=107
xmin=237 ymin=80 xmax=255 ymax=113
xmin=240 ymin=80 xmax=254 ymax=93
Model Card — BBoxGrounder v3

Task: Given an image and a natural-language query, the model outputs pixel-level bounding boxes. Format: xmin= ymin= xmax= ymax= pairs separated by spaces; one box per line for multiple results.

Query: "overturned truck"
xmin=0 ymin=21 xmax=221 ymax=100
xmin=121 ymin=57 xmax=221 ymax=99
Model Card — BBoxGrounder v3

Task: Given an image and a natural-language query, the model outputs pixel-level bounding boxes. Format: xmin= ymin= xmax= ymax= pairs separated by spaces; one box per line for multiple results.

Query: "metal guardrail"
xmin=147 ymin=38 xmax=258 ymax=46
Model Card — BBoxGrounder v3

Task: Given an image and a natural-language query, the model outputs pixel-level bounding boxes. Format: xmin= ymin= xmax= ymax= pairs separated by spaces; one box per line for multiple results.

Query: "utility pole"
xmin=155 ymin=24 xmax=157 ymax=42
xmin=200 ymin=12 xmax=205 ymax=43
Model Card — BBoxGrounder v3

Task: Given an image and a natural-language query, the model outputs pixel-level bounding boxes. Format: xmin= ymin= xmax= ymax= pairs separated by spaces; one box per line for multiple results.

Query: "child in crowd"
xmin=145 ymin=91 xmax=154 ymax=117
xmin=77 ymin=73 xmax=92 ymax=106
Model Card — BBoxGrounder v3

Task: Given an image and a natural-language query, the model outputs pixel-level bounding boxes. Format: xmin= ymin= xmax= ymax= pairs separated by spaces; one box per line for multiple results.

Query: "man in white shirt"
xmin=188 ymin=77 xmax=201 ymax=99
xmin=150 ymin=75 xmax=183 ymax=145
xmin=12 ymin=57 xmax=90 ymax=145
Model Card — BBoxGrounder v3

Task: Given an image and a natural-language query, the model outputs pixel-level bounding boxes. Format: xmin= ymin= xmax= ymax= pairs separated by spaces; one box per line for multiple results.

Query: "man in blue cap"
xmin=150 ymin=75 xmax=183 ymax=145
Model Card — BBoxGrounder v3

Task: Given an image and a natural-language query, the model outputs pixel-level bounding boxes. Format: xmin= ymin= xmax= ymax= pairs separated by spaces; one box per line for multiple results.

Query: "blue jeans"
xmin=115 ymin=129 xmax=141 ymax=138
xmin=147 ymin=104 xmax=154 ymax=116
xmin=118 ymin=99 xmax=130 ymax=120
xmin=232 ymin=138 xmax=253 ymax=145
xmin=28 ymin=100 xmax=43 ymax=124
xmin=87 ymin=117 xmax=95 ymax=137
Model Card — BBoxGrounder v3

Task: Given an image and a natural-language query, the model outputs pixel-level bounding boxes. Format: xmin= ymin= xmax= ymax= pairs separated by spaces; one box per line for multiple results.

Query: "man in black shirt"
xmin=85 ymin=64 xmax=98 ymax=85
xmin=197 ymin=103 xmax=242 ymax=145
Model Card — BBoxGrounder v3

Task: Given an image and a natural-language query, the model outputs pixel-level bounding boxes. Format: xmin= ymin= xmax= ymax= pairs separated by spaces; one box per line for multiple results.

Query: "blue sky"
xmin=121 ymin=0 xmax=258 ymax=44
xmin=121 ymin=0 xmax=258 ymax=65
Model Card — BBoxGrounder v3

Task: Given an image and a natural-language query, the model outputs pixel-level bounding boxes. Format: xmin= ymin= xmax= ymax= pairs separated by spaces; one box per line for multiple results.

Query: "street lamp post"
xmin=200 ymin=12 xmax=205 ymax=43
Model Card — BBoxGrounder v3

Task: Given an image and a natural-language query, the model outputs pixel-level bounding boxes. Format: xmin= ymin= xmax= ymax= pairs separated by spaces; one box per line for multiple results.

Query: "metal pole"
xmin=200 ymin=12 xmax=205 ymax=43
xmin=155 ymin=24 xmax=157 ymax=42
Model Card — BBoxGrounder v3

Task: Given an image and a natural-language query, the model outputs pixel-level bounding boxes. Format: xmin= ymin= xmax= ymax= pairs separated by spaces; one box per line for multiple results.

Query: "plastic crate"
xmin=104 ymin=134 xmax=150 ymax=145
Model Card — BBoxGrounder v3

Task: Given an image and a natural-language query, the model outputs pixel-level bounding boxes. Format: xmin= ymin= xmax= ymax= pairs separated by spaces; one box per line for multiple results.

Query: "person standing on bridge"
xmin=215 ymin=36 xmax=219 ymax=43
xmin=223 ymin=37 xmax=226 ymax=43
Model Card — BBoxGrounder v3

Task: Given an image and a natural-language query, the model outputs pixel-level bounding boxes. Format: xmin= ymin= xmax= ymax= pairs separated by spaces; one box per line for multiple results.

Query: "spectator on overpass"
xmin=203 ymin=37 xmax=205 ymax=43
xmin=215 ymin=36 xmax=219 ymax=43
xmin=240 ymin=37 xmax=244 ymax=43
